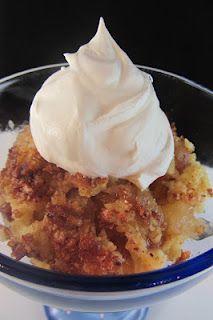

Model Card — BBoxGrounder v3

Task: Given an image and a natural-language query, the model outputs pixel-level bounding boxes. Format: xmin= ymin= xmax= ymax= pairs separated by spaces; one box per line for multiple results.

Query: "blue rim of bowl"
xmin=0 ymin=249 xmax=212 ymax=292
xmin=0 ymin=64 xmax=212 ymax=292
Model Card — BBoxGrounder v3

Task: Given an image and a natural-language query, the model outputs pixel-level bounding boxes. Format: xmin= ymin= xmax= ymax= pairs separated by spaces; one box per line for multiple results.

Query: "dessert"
xmin=0 ymin=18 xmax=212 ymax=275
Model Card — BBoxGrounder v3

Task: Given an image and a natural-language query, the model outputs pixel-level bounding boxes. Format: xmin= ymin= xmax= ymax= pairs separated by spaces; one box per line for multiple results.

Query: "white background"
xmin=0 ymin=273 xmax=212 ymax=320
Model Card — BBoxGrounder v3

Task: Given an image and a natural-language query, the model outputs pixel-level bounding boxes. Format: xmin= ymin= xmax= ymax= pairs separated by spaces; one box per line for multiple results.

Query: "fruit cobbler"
xmin=0 ymin=126 xmax=211 ymax=275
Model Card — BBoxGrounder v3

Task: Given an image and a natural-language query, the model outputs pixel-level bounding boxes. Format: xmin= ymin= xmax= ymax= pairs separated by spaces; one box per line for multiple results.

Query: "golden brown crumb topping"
xmin=0 ymin=126 xmax=212 ymax=275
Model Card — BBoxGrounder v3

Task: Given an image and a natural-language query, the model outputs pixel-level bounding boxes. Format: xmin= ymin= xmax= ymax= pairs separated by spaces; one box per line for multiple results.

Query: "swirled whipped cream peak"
xmin=30 ymin=17 xmax=174 ymax=189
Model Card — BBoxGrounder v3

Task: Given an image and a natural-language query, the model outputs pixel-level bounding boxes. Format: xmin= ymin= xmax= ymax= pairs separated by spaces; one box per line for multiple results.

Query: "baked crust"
xmin=0 ymin=126 xmax=212 ymax=275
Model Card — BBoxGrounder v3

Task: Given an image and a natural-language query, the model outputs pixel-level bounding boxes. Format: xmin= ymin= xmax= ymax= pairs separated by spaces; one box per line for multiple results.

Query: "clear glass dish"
xmin=0 ymin=64 xmax=212 ymax=320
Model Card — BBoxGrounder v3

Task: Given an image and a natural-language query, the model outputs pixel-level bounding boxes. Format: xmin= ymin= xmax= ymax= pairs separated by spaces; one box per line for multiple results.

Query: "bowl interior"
xmin=0 ymin=65 xmax=212 ymax=291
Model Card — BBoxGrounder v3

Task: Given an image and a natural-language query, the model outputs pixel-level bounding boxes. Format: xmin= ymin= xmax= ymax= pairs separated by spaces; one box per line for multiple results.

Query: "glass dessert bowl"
xmin=0 ymin=15 xmax=212 ymax=320
xmin=0 ymin=64 xmax=212 ymax=320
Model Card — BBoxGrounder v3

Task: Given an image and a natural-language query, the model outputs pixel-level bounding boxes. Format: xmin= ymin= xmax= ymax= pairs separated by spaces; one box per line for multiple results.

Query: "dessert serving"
xmin=0 ymin=18 xmax=212 ymax=275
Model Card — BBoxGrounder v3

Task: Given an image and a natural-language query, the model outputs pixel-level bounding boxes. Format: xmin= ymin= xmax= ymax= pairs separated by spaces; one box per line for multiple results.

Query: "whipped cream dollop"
xmin=30 ymin=18 xmax=174 ymax=189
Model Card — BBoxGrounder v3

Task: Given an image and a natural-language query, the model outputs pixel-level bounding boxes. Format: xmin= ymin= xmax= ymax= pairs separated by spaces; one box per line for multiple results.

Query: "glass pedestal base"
xmin=44 ymin=306 xmax=149 ymax=320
